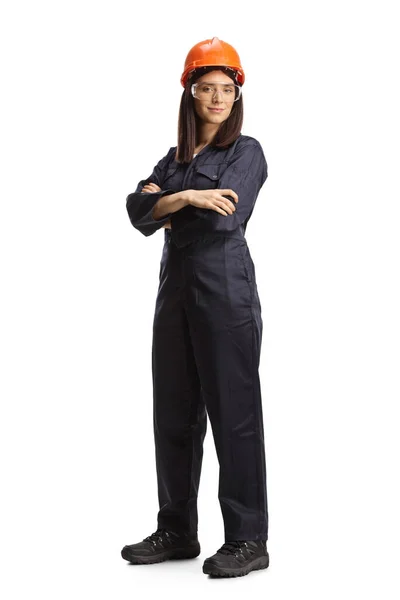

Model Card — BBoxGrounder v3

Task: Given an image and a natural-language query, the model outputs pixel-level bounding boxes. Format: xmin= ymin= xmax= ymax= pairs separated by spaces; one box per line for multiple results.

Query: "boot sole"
xmin=203 ymin=552 xmax=269 ymax=577
xmin=121 ymin=542 xmax=201 ymax=564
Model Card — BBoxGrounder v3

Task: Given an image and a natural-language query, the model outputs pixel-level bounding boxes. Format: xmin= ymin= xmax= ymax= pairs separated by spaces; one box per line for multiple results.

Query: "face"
xmin=192 ymin=70 xmax=237 ymax=124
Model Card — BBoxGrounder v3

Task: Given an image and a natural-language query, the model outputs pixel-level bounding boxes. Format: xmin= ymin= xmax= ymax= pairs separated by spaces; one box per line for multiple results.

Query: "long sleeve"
xmin=126 ymin=148 xmax=176 ymax=237
xmin=200 ymin=140 xmax=268 ymax=233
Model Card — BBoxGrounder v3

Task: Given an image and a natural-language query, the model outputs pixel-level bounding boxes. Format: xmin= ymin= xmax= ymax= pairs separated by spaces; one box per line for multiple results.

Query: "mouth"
xmin=208 ymin=107 xmax=224 ymax=112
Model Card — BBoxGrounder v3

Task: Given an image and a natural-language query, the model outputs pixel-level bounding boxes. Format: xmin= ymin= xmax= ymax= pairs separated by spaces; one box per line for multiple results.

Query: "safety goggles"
xmin=191 ymin=81 xmax=242 ymax=103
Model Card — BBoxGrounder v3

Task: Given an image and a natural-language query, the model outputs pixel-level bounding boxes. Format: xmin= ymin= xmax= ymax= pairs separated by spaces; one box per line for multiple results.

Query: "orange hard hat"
xmin=181 ymin=37 xmax=245 ymax=88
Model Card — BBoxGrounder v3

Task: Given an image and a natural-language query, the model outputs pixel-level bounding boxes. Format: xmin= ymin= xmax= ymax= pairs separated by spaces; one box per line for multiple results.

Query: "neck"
xmin=197 ymin=122 xmax=220 ymax=145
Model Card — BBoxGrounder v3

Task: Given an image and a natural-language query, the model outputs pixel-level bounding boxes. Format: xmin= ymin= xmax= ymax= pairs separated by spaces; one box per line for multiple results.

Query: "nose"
xmin=212 ymin=90 xmax=224 ymax=102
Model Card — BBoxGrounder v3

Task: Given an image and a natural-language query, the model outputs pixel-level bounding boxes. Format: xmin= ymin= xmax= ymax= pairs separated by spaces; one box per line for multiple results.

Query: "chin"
xmin=205 ymin=113 xmax=224 ymax=121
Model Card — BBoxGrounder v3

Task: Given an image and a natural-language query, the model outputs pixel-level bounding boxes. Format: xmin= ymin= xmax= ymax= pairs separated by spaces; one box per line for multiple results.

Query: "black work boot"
xmin=202 ymin=540 xmax=269 ymax=577
xmin=121 ymin=527 xmax=201 ymax=564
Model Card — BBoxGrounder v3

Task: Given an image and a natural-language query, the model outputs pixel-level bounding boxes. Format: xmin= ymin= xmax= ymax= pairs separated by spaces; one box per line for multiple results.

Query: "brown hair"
xmin=175 ymin=66 xmax=244 ymax=164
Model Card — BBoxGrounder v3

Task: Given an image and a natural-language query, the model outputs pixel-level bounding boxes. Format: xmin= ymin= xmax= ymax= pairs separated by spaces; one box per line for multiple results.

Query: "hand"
xmin=142 ymin=182 xmax=162 ymax=193
xmin=186 ymin=189 xmax=238 ymax=216
xmin=143 ymin=182 xmax=171 ymax=228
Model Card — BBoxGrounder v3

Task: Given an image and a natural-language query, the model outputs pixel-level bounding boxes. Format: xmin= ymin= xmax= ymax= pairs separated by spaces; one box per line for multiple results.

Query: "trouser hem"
xmin=225 ymin=532 xmax=268 ymax=542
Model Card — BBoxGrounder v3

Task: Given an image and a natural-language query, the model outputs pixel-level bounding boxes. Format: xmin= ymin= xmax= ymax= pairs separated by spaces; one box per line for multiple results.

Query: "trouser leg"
xmin=185 ymin=236 xmax=268 ymax=541
xmin=152 ymin=241 xmax=207 ymax=536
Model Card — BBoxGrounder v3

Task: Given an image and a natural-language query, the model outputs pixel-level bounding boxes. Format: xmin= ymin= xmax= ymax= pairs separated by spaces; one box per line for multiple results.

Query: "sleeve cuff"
xmin=126 ymin=189 xmax=175 ymax=237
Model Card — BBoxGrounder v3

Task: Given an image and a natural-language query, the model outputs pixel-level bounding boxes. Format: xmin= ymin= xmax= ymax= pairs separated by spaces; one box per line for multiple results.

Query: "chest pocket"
xmin=193 ymin=164 xmax=222 ymax=190
xmin=161 ymin=165 xmax=184 ymax=191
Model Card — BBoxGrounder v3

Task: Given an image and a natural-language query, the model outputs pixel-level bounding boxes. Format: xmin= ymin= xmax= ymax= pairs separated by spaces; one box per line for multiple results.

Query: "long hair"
xmin=175 ymin=66 xmax=244 ymax=164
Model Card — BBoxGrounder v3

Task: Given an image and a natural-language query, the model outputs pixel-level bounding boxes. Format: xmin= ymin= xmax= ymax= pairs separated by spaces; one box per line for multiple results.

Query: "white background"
xmin=1 ymin=0 xmax=399 ymax=598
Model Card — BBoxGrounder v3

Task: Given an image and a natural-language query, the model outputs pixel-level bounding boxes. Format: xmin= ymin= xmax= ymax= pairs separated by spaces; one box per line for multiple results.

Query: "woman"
xmin=121 ymin=37 xmax=269 ymax=578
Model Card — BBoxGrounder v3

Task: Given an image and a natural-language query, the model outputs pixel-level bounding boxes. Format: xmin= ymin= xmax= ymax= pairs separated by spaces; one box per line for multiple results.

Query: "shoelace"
xmin=217 ymin=540 xmax=248 ymax=555
xmin=143 ymin=528 xmax=178 ymax=545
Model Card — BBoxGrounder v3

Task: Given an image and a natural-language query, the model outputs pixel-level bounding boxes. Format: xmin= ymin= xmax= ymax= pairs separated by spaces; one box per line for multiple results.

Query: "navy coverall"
xmin=126 ymin=133 xmax=269 ymax=541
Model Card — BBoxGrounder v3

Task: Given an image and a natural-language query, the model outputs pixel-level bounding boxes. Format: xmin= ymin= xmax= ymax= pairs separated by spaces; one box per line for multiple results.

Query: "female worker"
xmin=121 ymin=37 xmax=269 ymax=578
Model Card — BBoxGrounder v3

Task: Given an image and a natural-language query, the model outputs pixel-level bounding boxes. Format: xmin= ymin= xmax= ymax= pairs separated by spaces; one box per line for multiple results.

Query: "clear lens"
xmin=191 ymin=81 xmax=242 ymax=103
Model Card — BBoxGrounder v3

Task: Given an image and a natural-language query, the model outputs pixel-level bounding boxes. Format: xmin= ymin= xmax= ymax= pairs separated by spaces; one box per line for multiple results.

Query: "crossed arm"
xmin=140 ymin=181 xmax=239 ymax=228
xmin=126 ymin=141 xmax=267 ymax=236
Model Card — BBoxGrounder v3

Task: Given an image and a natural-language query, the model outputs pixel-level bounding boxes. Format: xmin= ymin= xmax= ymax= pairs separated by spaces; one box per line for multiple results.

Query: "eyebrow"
xmin=196 ymin=81 xmax=236 ymax=85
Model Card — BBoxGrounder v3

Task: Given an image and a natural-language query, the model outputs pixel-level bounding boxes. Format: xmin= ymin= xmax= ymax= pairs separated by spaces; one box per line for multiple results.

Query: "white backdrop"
xmin=1 ymin=0 xmax=399 ymax=598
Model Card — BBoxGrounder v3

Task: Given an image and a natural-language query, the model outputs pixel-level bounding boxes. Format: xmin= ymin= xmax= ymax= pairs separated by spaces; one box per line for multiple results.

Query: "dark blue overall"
xmin=126 ymin=134 xmax=269 ymax=541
